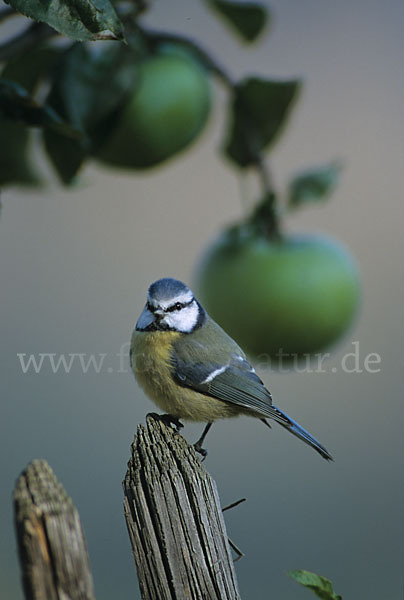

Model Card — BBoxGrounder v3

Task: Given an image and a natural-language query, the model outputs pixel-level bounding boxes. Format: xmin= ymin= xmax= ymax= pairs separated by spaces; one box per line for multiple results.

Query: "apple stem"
xmin=249 ymin=191 xmax=282 ymax=241
xmin=252 ymin=156 xmax=282 ymax=240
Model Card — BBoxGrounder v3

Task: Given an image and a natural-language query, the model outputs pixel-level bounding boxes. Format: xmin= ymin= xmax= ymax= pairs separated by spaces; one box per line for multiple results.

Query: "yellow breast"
xmin=131 ymin=329 xmax=178 ymax=400
xmin=130 ymin=329 xmax=241 ymax=422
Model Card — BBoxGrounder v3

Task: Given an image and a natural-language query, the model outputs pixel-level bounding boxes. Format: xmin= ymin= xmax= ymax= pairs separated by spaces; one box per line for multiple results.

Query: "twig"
xmin=228 ymin=537 xmax=245 ymax=562
xmin=0 ymin=6 xmax=16 ymax=23
xmin=139 ymin=26 xmax=281 ymax=235
xmin=0 ymin=21 xmax=57 ymax=62
xmin=222 ymin=498 xmax=246 ymax=561
xmin=222 ymin=498 xmax=247 ymax=512
xmin=139 ymin=26 xmax=235 ymax=87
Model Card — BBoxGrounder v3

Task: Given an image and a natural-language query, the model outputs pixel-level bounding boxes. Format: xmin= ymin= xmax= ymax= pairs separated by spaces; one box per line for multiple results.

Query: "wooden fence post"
xmin=13 ymin=460 xmax=96 ymax=600
xmin=13 ymin=418 xmax=241 ymax=600
xmin=123 ymin=415 xmax=241 ymax=600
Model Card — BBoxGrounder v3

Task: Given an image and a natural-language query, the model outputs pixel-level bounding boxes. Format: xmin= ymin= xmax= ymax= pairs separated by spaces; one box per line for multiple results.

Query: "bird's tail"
xmin=263 ymin=406 xmax=333 ymax=461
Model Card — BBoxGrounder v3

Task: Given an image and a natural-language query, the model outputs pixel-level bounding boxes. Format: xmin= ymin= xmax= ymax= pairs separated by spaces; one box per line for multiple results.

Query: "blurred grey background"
xmin=1 ymin=0 xmax=404 ymax=598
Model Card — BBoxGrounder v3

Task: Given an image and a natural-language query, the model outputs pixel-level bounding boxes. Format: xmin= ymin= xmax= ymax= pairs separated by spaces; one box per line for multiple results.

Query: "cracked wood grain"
xmin=123 ymin=415 xmax=241 ymax=600
xmin=14 ymin=460 xmax=95 ymax=600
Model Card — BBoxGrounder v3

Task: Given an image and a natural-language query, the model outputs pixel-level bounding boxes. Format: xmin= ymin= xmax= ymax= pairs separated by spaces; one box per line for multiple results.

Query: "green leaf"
xmin=288 ymin=569 xmax=342 ymax=600
xmin=0 ymin=78 xmax=78 ymax=136
xmin=206 ymin=0 xmax=268 ymax=42
xmin=4 ymin=0 xmax=124 ymax=42
xmin=43 ymin=42 xmax=137 ymax=183
xmin=288 ymin=162 xmax=342 ymax=209
xmin=0 ymin=50 xmax=61 ymax=188
xmin=43 ymin=130 xmax=87 ymax=184
xmin=224 ymin=77 xmax=301 ymax=167
xmin=46 ymin=43 xmax=137 ymax=131
xmin=0 ymin=117 xmax=40 ymax=187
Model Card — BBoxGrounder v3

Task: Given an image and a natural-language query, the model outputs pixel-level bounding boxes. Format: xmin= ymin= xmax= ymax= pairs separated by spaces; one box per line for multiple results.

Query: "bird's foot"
xmin=152 ymin=413 xmax=184 ymax=434
xmin=193 ymin=441 xmax=208 ymax=461
xmin=193 ymin=421 xmax=213 ymax=461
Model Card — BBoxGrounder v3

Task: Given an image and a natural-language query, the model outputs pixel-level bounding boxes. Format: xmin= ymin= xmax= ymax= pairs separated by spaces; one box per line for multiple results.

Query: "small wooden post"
xmin=13 ymin=460 xmax=96 ymax=600
xmin=123 ymin=415 xmax=241 ymax=600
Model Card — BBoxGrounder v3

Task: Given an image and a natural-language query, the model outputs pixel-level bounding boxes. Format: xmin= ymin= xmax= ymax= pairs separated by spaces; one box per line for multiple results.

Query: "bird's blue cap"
xmin=148 ymin=278 xmax=192 ymax=302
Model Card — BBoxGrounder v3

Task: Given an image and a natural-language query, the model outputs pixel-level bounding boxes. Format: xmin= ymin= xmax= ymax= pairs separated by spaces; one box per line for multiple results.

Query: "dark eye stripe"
xmin=166 ymin=302 xmax=183 ymax=312
xmin=166 ymin=298 xmax=194 ymax=313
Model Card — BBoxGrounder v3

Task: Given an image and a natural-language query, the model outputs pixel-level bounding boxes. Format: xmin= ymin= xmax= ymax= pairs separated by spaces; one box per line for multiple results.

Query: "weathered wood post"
xmin=13 ymin=418 xmax=240 ymax=599
xmin=123 ymin=415 xmax=241 ymax=600
xmin=13 ymin=460 xmax=96 ymax=600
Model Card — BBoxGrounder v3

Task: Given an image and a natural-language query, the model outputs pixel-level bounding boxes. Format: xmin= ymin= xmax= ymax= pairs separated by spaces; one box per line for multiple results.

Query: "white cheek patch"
xmin=136 ymin=306 xmax=155 ymax=330
xmin=163 ymin=301 xmax=199 ymax=333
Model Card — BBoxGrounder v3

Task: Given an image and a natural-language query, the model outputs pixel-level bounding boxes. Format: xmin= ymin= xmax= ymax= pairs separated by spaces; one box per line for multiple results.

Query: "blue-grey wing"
xmin=170 ymin=352 xmax=290 ymax=425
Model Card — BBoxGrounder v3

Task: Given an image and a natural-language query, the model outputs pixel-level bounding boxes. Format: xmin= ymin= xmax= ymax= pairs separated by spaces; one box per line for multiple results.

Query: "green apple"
xmin=196 ymin=231 xmax=360 ymax=359
xmin=96 ymin=53 xmax=211 ymax=168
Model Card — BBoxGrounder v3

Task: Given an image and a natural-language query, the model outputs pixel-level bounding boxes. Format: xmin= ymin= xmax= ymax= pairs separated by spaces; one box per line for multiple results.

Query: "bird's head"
xmin=136 ymin=278 xmax=206 ymax=333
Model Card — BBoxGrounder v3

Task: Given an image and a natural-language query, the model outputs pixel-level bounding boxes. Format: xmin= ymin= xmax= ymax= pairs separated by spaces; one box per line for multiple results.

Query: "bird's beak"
xmin=136 ymin=304 xmax=162 ymax=330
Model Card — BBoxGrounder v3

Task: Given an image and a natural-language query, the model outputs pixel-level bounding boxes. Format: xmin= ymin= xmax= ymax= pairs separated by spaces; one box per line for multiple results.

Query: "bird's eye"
xmin=146 ymin=302 xmax=154 ymax=312
xmin=167 ymin=302 xmax=183 ymax=312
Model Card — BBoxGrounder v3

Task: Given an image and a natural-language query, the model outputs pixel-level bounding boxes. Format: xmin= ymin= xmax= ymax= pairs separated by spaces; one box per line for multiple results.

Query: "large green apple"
xmin=196 ymin=232 xmax=360 ymax=359
xmin=96 ymin=53 xmax=211 ymax=168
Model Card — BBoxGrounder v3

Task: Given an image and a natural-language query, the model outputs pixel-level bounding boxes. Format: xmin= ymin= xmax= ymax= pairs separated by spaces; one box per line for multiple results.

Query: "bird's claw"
xmin=155 ymin=413 xmax=184 ymax=434
xmin=193 ymin=442 xmax=208 ymax=461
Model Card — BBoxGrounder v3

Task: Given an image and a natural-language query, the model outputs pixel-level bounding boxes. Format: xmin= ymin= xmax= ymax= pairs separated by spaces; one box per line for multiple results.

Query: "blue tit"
xmin=130 ymin=277 xmax=333 ymax=461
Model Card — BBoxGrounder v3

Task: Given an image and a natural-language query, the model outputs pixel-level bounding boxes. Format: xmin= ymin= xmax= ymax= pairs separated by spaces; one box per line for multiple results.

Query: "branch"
xmin=0 ymin=21 xmax=57 ymax=62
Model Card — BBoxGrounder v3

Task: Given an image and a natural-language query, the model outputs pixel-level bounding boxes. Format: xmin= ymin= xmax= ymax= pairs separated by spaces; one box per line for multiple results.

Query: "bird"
xmin=130 ymin=277 xmax=333 ymax=461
